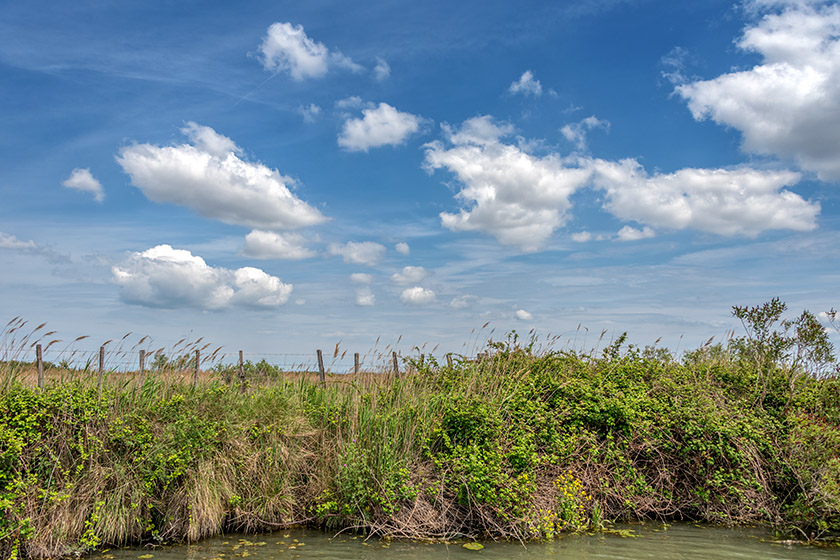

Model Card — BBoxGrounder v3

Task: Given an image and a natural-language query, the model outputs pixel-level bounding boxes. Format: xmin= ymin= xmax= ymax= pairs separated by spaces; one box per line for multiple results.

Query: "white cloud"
xmin=374 ymin=57 xmax=391 ymax=81
xmin=335 ymin=96 xmax=365 ymax=110
xmin=338 ymin=103 xmax=425 ymax=152
xmin=112 ymin=245 xmax=292 ymax=310
xmin=117 ymin=122 xmax=326 ymax=230
xmin=62 ymin=168 xmax=104 ymax=202
xmin=258 ymin=22 xmax=362 ymax=80
xmin=590 ymin=158 xmax=818 ymax=236
xmin=298 ymin=103 xmax=322 ymax=123
xmin=424 ymin=116 xmax=592 ymax=252
xmin=676 ymin=2 xmax=840 ymax=180
xmin=242 ymin=230 xmax=315 ymax=260
xmin=616 ymin=225 xmax=656 ymax=241
xmin=0 ymin=232 xmax=38 ymax=250
xmin=355 ymin=286 xmax=375 ymax=306
xmin=328 ymin=241 xmax=386 ymax=265
xmin=400 ymin=286 xmax=436 ymax=305
xmin=560 ymin=115 xmax=610 ymax=150
xmin=395 ymin=242 xmax=410 ymax=255
xmin=571 ymin=231 xmax=593 ymax=242
xmin=391 ymin=265 xmax=428 ymax=285
xmin=350 ymin=272 xmax=372 ymax=284
xmin=508 ymin=70 xmax=543 ymax=96
xmin=449 ymin=295 xmax=478 ymax=309
xmin=515 ymin=309 xmax=533 ymax=320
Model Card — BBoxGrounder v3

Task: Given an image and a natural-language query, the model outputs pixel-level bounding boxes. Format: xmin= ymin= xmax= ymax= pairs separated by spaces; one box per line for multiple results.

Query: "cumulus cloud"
xmin=355 ymin=286 xmax=375 ymax=306
xmin=515 ymin=309 xmax=533 ymax=320
xmin=298 ymin=103 xmax=322 ymax=123
xmin=589 ymin=158 xmax=819 ymax=236
xmin=400 ymin=286 xmax=436 ymax=305
xmin=0 ymin=232 xmax=38 ymax=250
xmin=328 ymin=241 xmax=386 ymax=265
xmin=258 ymin=22 xmax=362 ymax=80
xmin=62 ymin=168 xmax=104 ymax=202
xmin=112 ymin=245 xmax=292 ymax=310
xmin=395 ymin=242 xmax=410 ymax=255
xmin=616 ymin=225 xmax=656 ymax=241
xmin=350 ymin=272 xmax=372 ymax=284
xmin=676 ymin=2 xmax=840 ymax=180
xmin=571 ymin=231 xmax=593 ymax=242
xmin=374 ymin=57 xmax=391 ymax=81
xmin=449 ymin=295 xmax=478 ymax=309
xmin=338 ymin=103 xmax=426 ymax=152
xmin=391 ymin=266 xmax=428 ymax=285
xmin=117 ymin=122 xmax=326 ymax=230
xmin=242 ymin=230 xmax=315 ymax=260
xmin=424 ymin=116 xmax=592 ymax=252
xmin=560 ymin=116 xmax=610 ymax=150
xmin=508 ymin=70 xmax=543 ymax=96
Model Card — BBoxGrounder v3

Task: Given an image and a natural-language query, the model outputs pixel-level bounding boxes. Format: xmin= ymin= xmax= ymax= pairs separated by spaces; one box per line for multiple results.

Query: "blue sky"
xmin=2 ymin=0 xmax=839 ymax=364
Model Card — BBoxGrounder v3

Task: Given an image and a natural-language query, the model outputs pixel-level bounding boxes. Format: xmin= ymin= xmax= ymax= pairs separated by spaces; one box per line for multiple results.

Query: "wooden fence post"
xmin=139 ymin=350 xmax=145 ymax=383
xmin=446 ymin=353 xmax=453 ymax=368
xmin=317 ymin=349 xmax=325 ymax=384
xmin=354 ymin=352 xmax=360 ymax=375
xmin=98 ymin=345 xmax=105 ymax=397
xmin=238 ymin=350 xmax=245 ymax=390
xmin=193 ymin=349 xmax=200 ymax=388
xmin=392 ymin=351 xmax=400 ymax=378
xmin=36 ymin=344 xmax=43 ymax=389
xmin=420 ymin=353 xmax=425 ymax=368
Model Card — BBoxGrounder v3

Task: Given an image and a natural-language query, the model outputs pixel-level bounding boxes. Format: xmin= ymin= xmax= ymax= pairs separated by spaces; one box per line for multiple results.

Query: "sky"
xmin=2 ymin=0 xmax=840 ymax=367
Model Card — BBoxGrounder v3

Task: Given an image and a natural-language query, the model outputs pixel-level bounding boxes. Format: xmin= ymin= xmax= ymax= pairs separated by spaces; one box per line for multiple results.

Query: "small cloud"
xmin=374 ymin=57 xmax=391 ymax=81
xmin=112 ymin=244 xmax=292 ymax=309
xmin=62 ymin=168 xmax=104 ymax=203
xmin=298 ymin=103 xmax=322 ymax=123
xmin=660 ymin=46 xmax=690 ymax=86
xmin=391 ymin=265 xmax=428 ymax=285
xmin=508 ymin=70 xmax=543 ymax=97
xmin=242 ymin=230 xmax=316 ymax=260
xmin=355 ymin=287 xmax=375 ymax=306
xmin=560 ymin=115 xmax=610 ymax=150
xmin=401 ymin=286 xmax=436 ymax=305
xmin=615 ymin=225 xmax=656 ymax=241
xmin=350 ymin=272 xmax=372 ymax=284
xmin=571 ymin=231 xmax=592 ymax=242
xmin=450 ymin=295 xmax=478 ymax=309
xmin=515 ymin=309 xmax=533 ymax=320
xmin=335 ymin=96 xmax=365 ymax=111
xmin=258 ymin=21 xmax=362 ymax=81
xmin=295 ymin=298 xmax=306 ymax=305
xmin=338 ymin=102 xmax=426 ymax=152
xmin=0 ymin=232 xmax=38 ymax=250
xmin=328 ymin=241 xmax=386 ymax=265
xmin=395 ymin=242 xmax=410 ymax=255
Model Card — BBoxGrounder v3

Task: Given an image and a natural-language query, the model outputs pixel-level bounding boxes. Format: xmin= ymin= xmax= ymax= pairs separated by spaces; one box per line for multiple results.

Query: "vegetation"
xmin=1 ymin=300 xmax=840 ymax=558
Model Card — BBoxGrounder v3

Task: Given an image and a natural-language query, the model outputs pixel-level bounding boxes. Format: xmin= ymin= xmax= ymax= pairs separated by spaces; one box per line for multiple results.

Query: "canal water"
xmin=98 ymin=524 xmax=837 ymax=560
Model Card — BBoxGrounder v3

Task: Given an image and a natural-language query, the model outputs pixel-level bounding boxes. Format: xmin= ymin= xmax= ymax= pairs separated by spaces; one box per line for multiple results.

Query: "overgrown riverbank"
xmin=2 ymin=302 xmax=840 ymax=558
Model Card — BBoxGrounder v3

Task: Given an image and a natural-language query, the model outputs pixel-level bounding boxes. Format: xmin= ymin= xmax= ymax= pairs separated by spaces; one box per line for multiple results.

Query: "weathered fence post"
xmin=139 ymin=350 xmax=145 ymax=383
xmin=317 ymin=349 xmax=325 ymax=384
xmin=193 ymin=349 xmax=200 ymax=388
xmin=420 ymin=353 xmax=425 ymax=368
xmin=98 ymin=345 xmax=105 ymax=397
xmin=238 ymin=350 xmax=245 ymax=391
xmin=392 ymin=351 xmax=400 ymax=378
xmin=446 ymin=353 xmax=453 ymax=368
xmin=354 ymin=352 xmax=360 ymax=375
xmin=36 ymin=343 xmax=43 ymax=389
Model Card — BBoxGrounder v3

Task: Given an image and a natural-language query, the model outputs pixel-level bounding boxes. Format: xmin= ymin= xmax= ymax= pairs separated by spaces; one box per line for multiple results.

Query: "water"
xmin=97 ymin=524 xmax=838 ymax=560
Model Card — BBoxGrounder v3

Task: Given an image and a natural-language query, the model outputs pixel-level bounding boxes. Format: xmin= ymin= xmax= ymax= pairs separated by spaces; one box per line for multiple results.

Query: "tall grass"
xmin=2 ymin=312 xmax=840 ymax=558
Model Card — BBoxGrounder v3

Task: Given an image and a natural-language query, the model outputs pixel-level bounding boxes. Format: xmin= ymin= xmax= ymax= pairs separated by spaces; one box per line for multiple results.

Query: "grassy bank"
xmin=2 ymin=304 xmax=840 ymax=557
